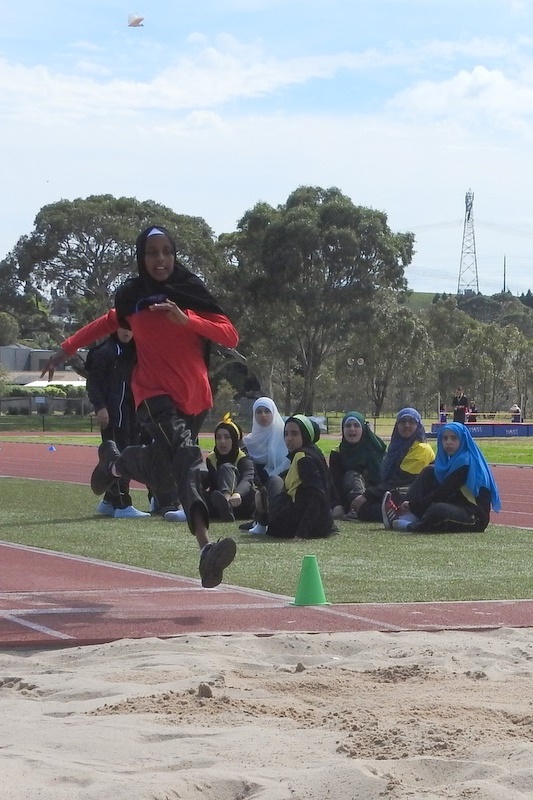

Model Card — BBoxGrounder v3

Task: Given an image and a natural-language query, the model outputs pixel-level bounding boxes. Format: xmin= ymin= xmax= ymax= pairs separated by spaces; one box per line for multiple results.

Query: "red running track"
xmin=3 ymin=541 xmax=533 ymax=649
xmin=1 ymin=441 xmax=532 ymax=649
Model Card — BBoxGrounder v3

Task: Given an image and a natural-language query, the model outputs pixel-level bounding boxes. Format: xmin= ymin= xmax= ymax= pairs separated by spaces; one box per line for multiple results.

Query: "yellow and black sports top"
xmin=399 ymin=441 xmax=435 ymax=476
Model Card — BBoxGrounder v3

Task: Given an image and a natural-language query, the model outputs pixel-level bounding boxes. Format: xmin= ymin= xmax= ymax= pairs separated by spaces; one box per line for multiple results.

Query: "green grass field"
xmin=1 ymin=470 xmax=531 ymax=604
xmin=2 ymin=426 xmax=531 ymax=603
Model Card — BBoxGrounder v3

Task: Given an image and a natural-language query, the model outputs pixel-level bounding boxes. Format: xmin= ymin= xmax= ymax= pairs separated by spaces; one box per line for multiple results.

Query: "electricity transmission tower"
xmin=457 ymin=189 xmax=480 ymax=294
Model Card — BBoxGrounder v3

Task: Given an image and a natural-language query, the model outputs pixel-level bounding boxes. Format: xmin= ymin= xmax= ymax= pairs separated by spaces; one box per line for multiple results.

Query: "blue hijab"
xmin=434 ymin=422 xmax=501 ymax=512
xmin=381 ymin=407 xmax=426 ymax=483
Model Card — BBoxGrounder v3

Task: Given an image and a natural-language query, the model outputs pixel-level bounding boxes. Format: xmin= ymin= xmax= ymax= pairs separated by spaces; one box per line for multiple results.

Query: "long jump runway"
xmin=3 ymin=541 xmax=533 ymax=649
xmin=1 ymin=441 xmax=532 ymax=648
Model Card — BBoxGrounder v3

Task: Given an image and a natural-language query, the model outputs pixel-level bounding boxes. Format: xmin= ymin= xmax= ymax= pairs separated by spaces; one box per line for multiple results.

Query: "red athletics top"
xmin=62 ymin=308 xmax=239 ymax=416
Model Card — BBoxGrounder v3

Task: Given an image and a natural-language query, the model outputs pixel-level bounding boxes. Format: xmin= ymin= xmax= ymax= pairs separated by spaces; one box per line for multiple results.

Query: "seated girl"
xmin=355 ymin=407 xmax=435 ymax=522
xmin=204 ymin=414 xmax=256 ymax=522
xmin=384 ymin=422 xmax=501 ymax=533
xmin=329 ymin=411 xmax=387 ymax=519
xmin=260 ymin=414 xmax=333 ymax=540
xmin=240 ymin=397 xmax=289 ymax=533
xmin=242 ymin=397 xmax=289 ymax=485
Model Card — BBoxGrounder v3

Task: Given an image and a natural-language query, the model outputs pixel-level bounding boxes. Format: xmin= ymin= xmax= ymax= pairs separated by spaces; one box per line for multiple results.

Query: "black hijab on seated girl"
xmin=267 ymin=414 xmax=334 ymax=540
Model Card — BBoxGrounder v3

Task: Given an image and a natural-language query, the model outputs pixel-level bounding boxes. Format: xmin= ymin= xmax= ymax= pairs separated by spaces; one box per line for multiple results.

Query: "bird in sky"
xmin=128 ymin=13 xmax=144 ymax=27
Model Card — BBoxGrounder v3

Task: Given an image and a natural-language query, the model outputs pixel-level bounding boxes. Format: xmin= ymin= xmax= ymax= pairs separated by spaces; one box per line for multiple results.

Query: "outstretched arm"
xmin=40 ymin=310 xmax=120 ymax=381
xmin=40 ymin=348 xmax=69 ymax=381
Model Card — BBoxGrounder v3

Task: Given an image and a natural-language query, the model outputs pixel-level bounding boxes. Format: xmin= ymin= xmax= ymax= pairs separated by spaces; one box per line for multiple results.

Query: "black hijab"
xmin=213 ymin=414 xmax=245 ymax=467
xmin=115 ymin=225 xmax=225 ymax=325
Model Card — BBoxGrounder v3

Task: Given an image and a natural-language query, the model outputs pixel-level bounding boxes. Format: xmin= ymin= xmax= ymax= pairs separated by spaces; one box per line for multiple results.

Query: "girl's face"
xmin=215 ymin=429 xmax=233 ymax=455
xmin=343 ymin=419 xmax=363 ymax=444
xmin=397 ymin=416 xmax=417 ymax=439
xmin=441 ymin=430 xmax=461 ymax=455
xmin=255 ymin=406 xmax=273 ymax=427
xmin=144 ymin=234 xmax=175 ymax=282
xmin=284 ymin=421 xmax=304 ymax=452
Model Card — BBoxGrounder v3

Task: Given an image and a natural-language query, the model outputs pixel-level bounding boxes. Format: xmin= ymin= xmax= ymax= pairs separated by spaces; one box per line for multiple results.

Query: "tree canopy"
xmin=3 ymin=188 xmax=533 ymax=419
xmin=221 ymin=186 xmax=414 ymax=412
xmin=8 ymin=195 xmax=221 ymax=331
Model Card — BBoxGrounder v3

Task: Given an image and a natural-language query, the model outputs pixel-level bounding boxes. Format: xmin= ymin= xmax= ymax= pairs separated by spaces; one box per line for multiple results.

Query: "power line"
xmin=405 ymin=219 xmax=533 ymax=241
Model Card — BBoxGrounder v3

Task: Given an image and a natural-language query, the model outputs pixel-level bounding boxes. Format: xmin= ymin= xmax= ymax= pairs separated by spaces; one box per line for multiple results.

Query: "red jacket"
xmin=62 ymin=308 xmax=238 ymax=416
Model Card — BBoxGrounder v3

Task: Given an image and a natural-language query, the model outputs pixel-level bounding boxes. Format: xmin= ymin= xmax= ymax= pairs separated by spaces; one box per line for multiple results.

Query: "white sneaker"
xmin=392 ymin=518 xmax=413 ymax=531
xmin=248 ymin=523 xmax=268 ymax=535
xmin=96 ymin=500 xmax=115 ymax=517
xmin=114 ymin=506 xmax=151 ymax=518
xmin=164 ymin=508 xmax=187 ymax=522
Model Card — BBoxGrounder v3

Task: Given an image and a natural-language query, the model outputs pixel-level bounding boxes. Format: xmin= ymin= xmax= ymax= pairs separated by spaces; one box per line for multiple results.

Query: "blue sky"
xmin=2 ymin=0 xmax=533 ymax=296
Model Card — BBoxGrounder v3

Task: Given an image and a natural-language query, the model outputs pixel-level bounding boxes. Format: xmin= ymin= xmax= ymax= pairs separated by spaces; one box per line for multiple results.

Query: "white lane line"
xmin=309 ymin=605 xmax=404 ymax=631
xmin=2 ymin=607 xmax=104 ymax=616
xmin=0 ymin=587 xmax=207 ymax=599
xmin=0 ymin=606 xmax=106 ymax=640
xmin=1 ymin=614 xmax=74 ymax=639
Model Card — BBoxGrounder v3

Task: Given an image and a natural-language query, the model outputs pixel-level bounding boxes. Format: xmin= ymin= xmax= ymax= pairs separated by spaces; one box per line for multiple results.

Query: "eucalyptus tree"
xmin=0 ymin=253 xmax=57 ymax=341
xmin=507 ymin=327 xmax=533 ymax=417
xmin=346 ymin=293 xmax=433 ymax=417
xmin=11 ymin=195 xmax=221 ymax=328
xmin=422 ymin=296 xmax=480 ymax=400
xmin=0 ymin=311 xmax=19 ymax=345
xmin=220 ymin=186 xmax=414 ymax=413
xmin=469 ymin=323 xmax=514 ymax=412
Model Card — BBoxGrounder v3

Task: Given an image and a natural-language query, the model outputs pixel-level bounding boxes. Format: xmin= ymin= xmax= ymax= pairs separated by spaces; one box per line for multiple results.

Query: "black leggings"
xmin=101 ymin=422 xmax=134 ymax=509
xmin=406 ymin=467 xmax=485 ymax=533
xmin=206 ymin=463 xmax=255 ymax=520
xmin=116 ymin=395 xmax=208 ymax=533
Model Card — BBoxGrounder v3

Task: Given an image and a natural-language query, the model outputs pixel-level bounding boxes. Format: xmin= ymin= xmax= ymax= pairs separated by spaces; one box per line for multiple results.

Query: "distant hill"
xmin=405 ymin=292 xmax=435 ymax=313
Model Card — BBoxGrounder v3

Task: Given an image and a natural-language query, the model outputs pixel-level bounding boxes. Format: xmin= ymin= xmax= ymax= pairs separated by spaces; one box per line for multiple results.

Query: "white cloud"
xmin=389 ymin=65 xmax=533 ymax=135
xmin=2 ymin=5 xmax=533 ymax=297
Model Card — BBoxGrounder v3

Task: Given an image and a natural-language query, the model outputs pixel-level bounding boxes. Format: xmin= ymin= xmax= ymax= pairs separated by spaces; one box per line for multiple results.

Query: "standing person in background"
xmin=85 ymin=328 xmax=150 ymax=519
xmin=41 ymin=224 xmax=239 ymax=589
xmin=452 ymin=387 xmax=469 ymax=424
xmin=510 ymin=404 xmax=523 ymax=423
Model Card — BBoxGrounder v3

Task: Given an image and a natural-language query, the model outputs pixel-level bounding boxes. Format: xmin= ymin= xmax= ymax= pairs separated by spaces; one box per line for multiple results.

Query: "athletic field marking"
xmin=1 ymin=615 xmax=73 ymax=639
xmin=0 ymin=606 xmax=110 ymax=640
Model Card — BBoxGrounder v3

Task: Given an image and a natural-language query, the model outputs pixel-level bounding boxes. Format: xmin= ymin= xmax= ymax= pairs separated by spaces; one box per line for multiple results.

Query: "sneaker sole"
xmin=164 ymin=510 xmax=187 ymax=522
xmin=200 ymin=538 xmax=237 ymax=588
xmin=381 ymin=492 xmax=395 ymax=529
xmin=96 ymin=504 xmax=115 ymax=517
xmin=90 ymin=442 xmax=120 ymax=495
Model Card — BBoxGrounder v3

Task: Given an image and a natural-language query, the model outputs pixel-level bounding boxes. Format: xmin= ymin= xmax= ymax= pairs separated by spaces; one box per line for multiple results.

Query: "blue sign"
xmin=431 ymin=423 xmax=532 ymax=438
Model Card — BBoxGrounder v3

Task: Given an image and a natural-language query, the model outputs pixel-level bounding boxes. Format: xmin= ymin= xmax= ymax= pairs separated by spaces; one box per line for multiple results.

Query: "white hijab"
xmin=243 ymin=397 xmax=289 ymax=477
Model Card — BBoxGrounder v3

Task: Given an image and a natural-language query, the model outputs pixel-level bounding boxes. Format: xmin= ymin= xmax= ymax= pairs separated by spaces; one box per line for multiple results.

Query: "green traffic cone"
xmin=292 ymin=555 xmax=330 ymax=606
